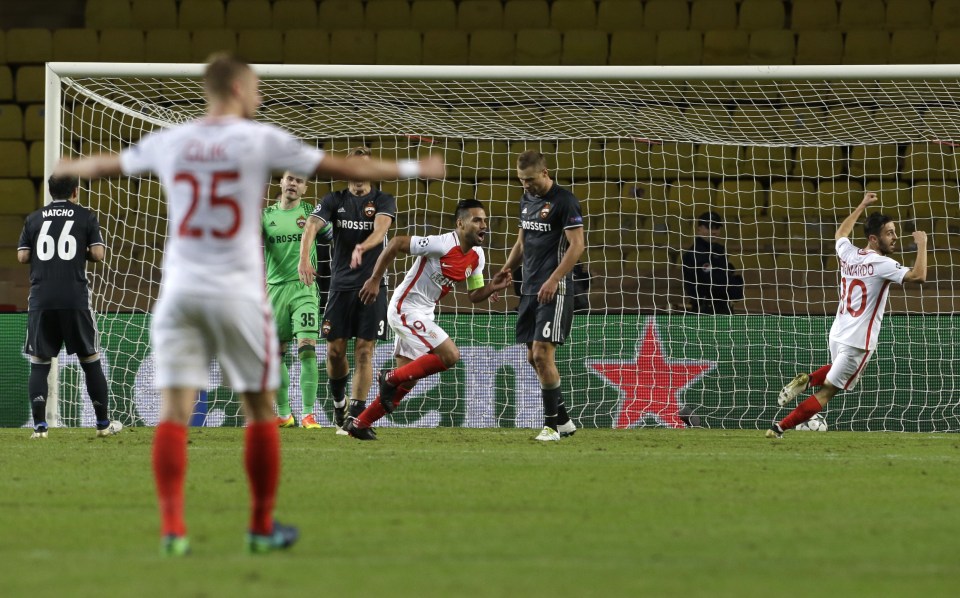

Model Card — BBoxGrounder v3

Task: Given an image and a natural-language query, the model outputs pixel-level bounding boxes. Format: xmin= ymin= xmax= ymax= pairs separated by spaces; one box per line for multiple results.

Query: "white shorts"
xmin=825 ymin=340 xmax=873 ymax=391
xmin=388 ymin=309 xmax=450 ymax=360
xmin=151 ymin=291 xmax=279 ymax=392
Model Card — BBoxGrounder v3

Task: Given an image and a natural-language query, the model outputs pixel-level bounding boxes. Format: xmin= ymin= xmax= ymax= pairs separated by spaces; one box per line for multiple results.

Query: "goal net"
xmin=45 ymin=63 xmax=960 ymax=432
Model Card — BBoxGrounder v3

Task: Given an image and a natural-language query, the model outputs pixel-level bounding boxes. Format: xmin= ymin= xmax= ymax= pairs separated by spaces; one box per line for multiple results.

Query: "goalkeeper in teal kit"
xmin=262 ymin=171 xmax=322 ymax=429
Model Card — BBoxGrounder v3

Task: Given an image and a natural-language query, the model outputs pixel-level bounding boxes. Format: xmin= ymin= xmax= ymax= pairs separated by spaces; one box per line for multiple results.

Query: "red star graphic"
xmin=588 ymin=319 xmax=716 ymax=429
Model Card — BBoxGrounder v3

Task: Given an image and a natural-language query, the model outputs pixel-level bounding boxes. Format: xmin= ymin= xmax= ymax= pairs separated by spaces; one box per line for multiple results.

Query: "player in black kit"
xmin=17 ymin=176 xmax=122 ymax=439
xmin=298 ymin=147 xmax=397 ymax=432
xmin=500 ymin=151 xmax=585 ymax=442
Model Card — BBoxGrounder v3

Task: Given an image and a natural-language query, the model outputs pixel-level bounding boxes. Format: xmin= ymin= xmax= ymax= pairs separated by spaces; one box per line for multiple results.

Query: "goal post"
xmin=44 ymin=62 xmax=960 ymax=432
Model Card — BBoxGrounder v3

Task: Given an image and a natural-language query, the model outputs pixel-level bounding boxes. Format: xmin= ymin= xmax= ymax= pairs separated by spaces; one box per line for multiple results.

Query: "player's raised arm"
xmin=836 ymin=192 xmax=878 ymax=240
xmin=52 ymin=154 xmax=124 ymax=180
xmin=316 ymin=154 xmax=445 ymax=183
xmin=359 ymin=235 xmax=412 ymax=304
xmin=903 ymin=230 xmax=928 ymax=284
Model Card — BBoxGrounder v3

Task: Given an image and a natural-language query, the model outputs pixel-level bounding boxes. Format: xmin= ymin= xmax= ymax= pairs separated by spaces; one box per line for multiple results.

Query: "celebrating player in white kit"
xmin=767 ymin=192 xmax=927 ymax=438
xmin=53 ymin=54 xmax=444 ymax=554
xmin=342 ymin=199 xmax=513 ymax=440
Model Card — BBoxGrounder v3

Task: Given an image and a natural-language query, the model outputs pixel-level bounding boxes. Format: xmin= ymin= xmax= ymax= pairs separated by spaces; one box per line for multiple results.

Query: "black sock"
xmin=542 ymin=385 xmax=561 ymax=431
xmin=29 ymin=362 xmax=51 ymax=428
xmin=348 ymin=399 xmax=366 ymax=418
xmin=80 ymin=359 xmax=110 ymax=422
xmin=557 ymin=399 xmax=570 ymax=426
xmin=328 ymin=374 xmax=349 ymax=407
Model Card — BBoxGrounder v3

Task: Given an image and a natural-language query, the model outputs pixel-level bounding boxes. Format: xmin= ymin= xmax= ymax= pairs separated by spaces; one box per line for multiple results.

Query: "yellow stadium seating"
xmin=795 ymin=30 xmax=843 ymax=64
xmin=85 ymin=0 xmax=134 ymax=29
xmin=190 ymin=29 xmax=238 ymax=62
xmin=144 ymin=30 xmax=192 ymax=63
xmin=461 ymin=140 xmax=511 ymax=179
xmin=28 ymin=141 xmax=43 ymax=177
xmin=693 ymin=143 xmax=739 ymax=178
xmin=936 ymin=29 xmax=960 ymax=63
xmin=817 ymin=179 xmax=864 ymax=221
xmin=516 ymin=29 xmax=561 ymax=65
xmin=748 ymin=29 xmax=794 ymax=64
xmin=551 ymin=0 xmax=597 ymax=31
xmin=226 ymin=0 xmax=273 ymax=29
xmin=238 ymin=30 xmax=284 ymax=64
xmin=743 ymin=146 xmax=793 ymax=178
xmin=132 ymin=0 xmax=177 ymax=29
xmin=6 ymin=29 xmax=53 ymax=64
xmin=0 ymin=105 xmax=23 ymax=140
xmin=608 ymin=30 xmax=656 ymax=65
xmin=843 ymin=30 xmax=890 ymax=65
xmin=561 ymin=30 xmax=608 ymax=65
xmin=15 ymin=66 xmax=44 ymax=103
xmin=365 ymin=0 xmax=412 ymax=30
xmin=598 ymin=0 xmax=642 ymax=31
xmin=0 ymin=141 xmax=28 ymax=177
xmin=849 ymin=144 xmax=900 ymax=180
xmin=272 ymin=0 xmax=318 ymax=28
xmin=179 ymin=0 xmax=227 ymax=29
xmin=645 ymin=0 xmax=689 ymax=31
xmin=932 ymin=0 xmax=960 ymax=30
xmin=791 ymin=0 xmax=838 ymax=31
xmin=738 ymin=0 xmax=786 ymax=31
xmin=0 ymin=179 xmax=35 ymax=215
xmin=412 ymin=0 xmax=457 ymax=31
xmin=0 ymin=30 xmax=5 ymax=64
xmin=503 ymin=1 xmax=550 ymax=32
xmin=283 ymin=30 xmax=330 ymax=64
xmin=767 ymin=179 xmax=816 ymax=223
xmin=52 ymin=29 xmax=100 ymax=62
xmin=422 ymin=30 xmax=468 ymax=64
xmin=376 ymin=30 xmax=422 ymax=65
xmin=23 ymin=105 xmax=43 ymax=141
xmin=690 ymin=0 xmax=737 ymax=31
xmin=656 ymin=30 xmax=702 ymax=65
xmin=839 ymin=0 xmax=887 ymax=31
xmin=792 ymin=146 xmax=844 ymax=178
xmin=715 ymin=178 xmax=766 ymax=223
xmin=469 ymin=30 xmax=515 ymax=65
xmin=99 ymin=29 xmax=145 ymax=62
xmin=458 ymin=0 xmax=504 ymax=31
xmin=886 ymin=0 xmax=932 ymax=30
xmin=702 ymin=30 xmax=749 ymax=65
xmin=903 ymin=142 xmax=959 ymax=181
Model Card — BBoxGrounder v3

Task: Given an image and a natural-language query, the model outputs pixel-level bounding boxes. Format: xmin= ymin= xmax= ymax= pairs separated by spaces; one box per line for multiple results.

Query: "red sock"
xmin=780 ymin=396 xmax=824 ymax=431
xmin=387 ymin=354 xmax=447 ymax=386
xmin=809 ymin=364 xmax=831 ymax=387
xmin=358 ymin=385 xmax=413 ymax=428
xmin=152 ymin=421 xmax=188 ymax=537
xmin=244 ymin=421 xmax=280 ymax=536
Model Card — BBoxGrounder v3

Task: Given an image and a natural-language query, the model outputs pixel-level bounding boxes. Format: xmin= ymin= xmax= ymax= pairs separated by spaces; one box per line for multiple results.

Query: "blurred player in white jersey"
xmin=342 ymin=199 xmax=513 ymax=440
xmin=53 ymin=54 xmax=444 ymax=555
xmin=767 ymin=192 xmax=927 ymax=439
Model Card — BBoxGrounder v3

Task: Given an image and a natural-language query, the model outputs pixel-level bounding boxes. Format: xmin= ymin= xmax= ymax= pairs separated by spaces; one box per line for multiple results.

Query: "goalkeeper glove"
xmin=317 ymin=222 xmax=334 ymax=244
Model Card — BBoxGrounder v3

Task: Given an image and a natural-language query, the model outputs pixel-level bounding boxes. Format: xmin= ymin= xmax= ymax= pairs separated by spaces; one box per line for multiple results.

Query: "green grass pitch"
xmin=1 ymin=427 xmax=958 ymax=597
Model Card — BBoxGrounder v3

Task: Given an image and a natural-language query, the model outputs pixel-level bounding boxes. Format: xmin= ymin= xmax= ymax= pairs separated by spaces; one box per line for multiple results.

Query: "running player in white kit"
xmin=52 ymin=54 xmax=444 ymax=554
xmin=767 ymin=192 xmax=928 ymax=438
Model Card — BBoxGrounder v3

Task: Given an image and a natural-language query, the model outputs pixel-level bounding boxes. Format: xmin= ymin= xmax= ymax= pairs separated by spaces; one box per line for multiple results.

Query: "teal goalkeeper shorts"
xmin=267 ymin=281 xmax=320 ymax=344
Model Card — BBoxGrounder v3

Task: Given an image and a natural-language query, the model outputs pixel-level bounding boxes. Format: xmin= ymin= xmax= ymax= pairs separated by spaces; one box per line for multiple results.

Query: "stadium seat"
xmin=99 ymin=29 xmax=146 ymax=63
xmin=656 ymin=30 xmax=702 ymax=65
xmin=145 ymin=30 xmax=192 ymax=63
xmin=317 ymin=0 xmax=364 ymax=29
xmin=23 ymin=105 xmax=44 ymax=141
xmin=598 ymin=0 xmax=642 ymax=31
xmin=0 ymin=105 xmax=22 ymax=140
xmin=412 ymin=0 xmax=457 ymax=31
xmin=702 ymin=30 xmax=749 ymax=65
xmin=715 ymin=178 xmax=765 ymax=223
xmin=849 ymin=144 xmax=900 ymax=180
xmin=366 ymin=0 xmax=412 ymax=30
xmin=817 ymin=179 xmax=864 ymax=221
xmin=469 ymin=30 xmax=515 ymax=65
xmin=693 ymin=143 xmax=740 ymax=179
xmin=272 ymin=0 xmax=318 ymax=29
xmin=936 ymin=29 xmax=960 ymax=63
xmin=886 ymin=0 xmax=932 ymax=30
xmin=329 ymin=30 xmax=376 ymax=64
xmin=0 ymin=141 xmax=28 ymax=177
xmin=911 ymin=183 xmax=960 ymax=227
xmin=838 ymin=0 xmax=886 ymax=31
xmin=743 ymin=145 xmax=793 ymax=178
xmin=738 ymin=0 xmax=785 ymax=31
xmin=283 ymin=30 xmax=330 ymax=64
xmin=462 ymin=140 xmax=511 ymax=178
xmin=0 ymin=30 xmax=5 ymax=64
xmin=458 ymin=0 xmax=503 ymax=31
xmin=792 ymin=146 xmax=844 ymax=178
xmin=180 ymin=0 xmax=227 ymax=29
xmin=904 ymin=142 xmax=958 ymax=181
xmin=932 ymin=0 xmax=960 ymax=30
xmin=795 ymin=31 xmax=843 ymax=64
xmin=864 ymin=181 xmax=912 ymax=216
xmin=645 ymin=0 xmax=689 ymax=31
xmin=28 ymin=141 xmax=43 ymax=177
xmin=668 ymin=179 xmax=714 ymax=218
xmin=376 ymin=31 xmax=422 ymax=65
xmin=647 ymin=141 xmax=695 ymax=180
xmin=689 ymin=0 xmax=737 ymax=31
xmin=5 ymin=29 xmax=52 ymax=64
xmin=791 ymin=0 xmax=837 ymax=31
xmin=422 ymin=30 xmax=468 ymax=65
xmin=922 ymin=106 xmax=960 ymax=144
xmin=561 ymin=30 xmax=608 ymax=65
xmin=132 ymin=0 xmax=177 ymax=29
xmin=14 ymin=66 xmax=44 ymax=103
xmin=190 ymin=29 xmax=238 ymax=62
xmin=551 ymin=0 xmax=597 ymax=31
xmin=503 ymin=0 xmax=550 ymax=32
xmin=52 ymin=29 xmax=100 ymax=62
xmin=226 ymin=0 xmax=274 ymax=30
xmin=552 ymin=139 xmax=604 ymax=181
xmin=608 ymin=30 xmax=656 ymax=65
xmin=748 ymin=29 xmax=795 ymax=65
xmin=843 ymin=30 xmax=890 ymax=65
xmin=602 ymin=139 xmax=650 ymax=181
xmin=0 ymin=179 xmax=35 ymax=215
xmin=85 ymin=0 xmax=134 ymax=29
xmin=238 ymin=30 xmax=283 ymax=64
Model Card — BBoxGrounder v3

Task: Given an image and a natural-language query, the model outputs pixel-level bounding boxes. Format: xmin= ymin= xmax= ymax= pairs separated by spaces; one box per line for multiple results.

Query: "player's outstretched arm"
xmin=351 ymin=214 xmax=392 ymax=269
xmin=903 ymin=230 xmax=928 ymax=284
xmin=359 ymin=235 xmax=412 ymax=304
xmin=836 ymin=192 xmax=878 ymax=240
xmin=317 ymin=154 xmax=445 ymax=183
xmin=298 ymin=216 xmax=328 ymax=286
xmin=53 ymin=154 xmax=124 ymax=179
xmin=468 ymin=270 xmax=513 ymax=303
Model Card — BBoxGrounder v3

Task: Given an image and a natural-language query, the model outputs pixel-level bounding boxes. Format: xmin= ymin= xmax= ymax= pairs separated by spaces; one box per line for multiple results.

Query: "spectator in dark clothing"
xmin=681 ymin=211 xmax=744 ymax=315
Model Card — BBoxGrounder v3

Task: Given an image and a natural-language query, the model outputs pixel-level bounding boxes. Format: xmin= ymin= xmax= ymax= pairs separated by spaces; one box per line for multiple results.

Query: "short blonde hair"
xmin=203 ymin=53 xmax=252 ymax=101
xmin=517 ymin=150 xmax=547 ymax=171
